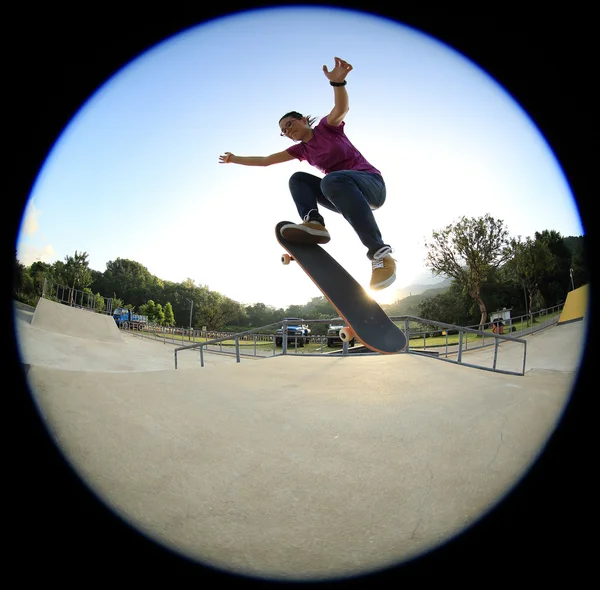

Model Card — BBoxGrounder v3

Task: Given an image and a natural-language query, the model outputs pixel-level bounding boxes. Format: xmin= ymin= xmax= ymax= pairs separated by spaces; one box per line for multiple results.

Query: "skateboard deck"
xmin=275 ymin=221 xmax=407 ymax=354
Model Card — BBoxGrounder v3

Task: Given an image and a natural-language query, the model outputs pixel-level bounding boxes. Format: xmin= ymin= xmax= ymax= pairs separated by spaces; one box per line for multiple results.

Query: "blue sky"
xmin=17 ymin=6 xmax=584 ymax=309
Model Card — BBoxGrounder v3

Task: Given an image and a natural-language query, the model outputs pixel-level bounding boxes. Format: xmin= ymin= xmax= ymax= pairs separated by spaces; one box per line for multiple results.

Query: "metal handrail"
xmin=172 ymin=314 xmax=534 ymax=375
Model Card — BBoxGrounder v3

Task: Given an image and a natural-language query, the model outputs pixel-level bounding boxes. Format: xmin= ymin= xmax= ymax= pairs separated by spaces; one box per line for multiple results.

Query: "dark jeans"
xmin=288 ymin=170 xmax=389 ymax=259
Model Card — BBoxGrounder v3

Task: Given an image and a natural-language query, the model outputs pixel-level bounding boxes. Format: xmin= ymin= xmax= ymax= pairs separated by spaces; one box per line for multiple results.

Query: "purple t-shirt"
xmin=286 ymin=118 xmax=381 ymax=176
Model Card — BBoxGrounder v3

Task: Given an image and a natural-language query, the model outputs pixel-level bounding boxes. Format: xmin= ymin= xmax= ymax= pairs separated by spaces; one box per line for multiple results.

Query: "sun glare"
xmin=368 ymin=287 xmax=398 ymax=306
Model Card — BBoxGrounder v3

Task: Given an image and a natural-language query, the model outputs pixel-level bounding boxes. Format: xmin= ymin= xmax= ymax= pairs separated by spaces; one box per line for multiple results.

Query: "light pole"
xmin=186 ymin=298 xmax=193 ymax=340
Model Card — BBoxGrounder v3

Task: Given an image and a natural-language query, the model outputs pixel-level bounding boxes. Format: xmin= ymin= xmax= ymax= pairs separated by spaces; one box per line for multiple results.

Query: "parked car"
xmin=275 ymin=318 xmax=311 ymax=347
xmin=327 ymin=323 xmax=356 ymax=347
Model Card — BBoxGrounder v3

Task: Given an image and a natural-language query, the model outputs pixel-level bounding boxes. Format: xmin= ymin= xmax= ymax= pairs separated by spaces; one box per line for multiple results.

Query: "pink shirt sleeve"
xmin=286 ymin=143 xmax=304 ymax=160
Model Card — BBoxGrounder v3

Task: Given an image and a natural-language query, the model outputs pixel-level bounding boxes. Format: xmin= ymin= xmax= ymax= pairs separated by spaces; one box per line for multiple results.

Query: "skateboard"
xmin=276 ymin=221 xmax=407 ymax=354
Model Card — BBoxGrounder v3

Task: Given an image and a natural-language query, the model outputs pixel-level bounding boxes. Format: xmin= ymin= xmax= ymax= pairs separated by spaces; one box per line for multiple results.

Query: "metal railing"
xmin=403 ymin=304 xmax=563 ymax=356
xmin=34 ymin=280 xmax=564 ymax=377
xmin=398 ymin=316 xmax=528 ymax=375
xmin=42 ymin=279 xmax=114 ymax=315
xmin=169 ymin=311 xmax=552 ymax=375
xmin=127 ymin=304 xmax=564 ymax=350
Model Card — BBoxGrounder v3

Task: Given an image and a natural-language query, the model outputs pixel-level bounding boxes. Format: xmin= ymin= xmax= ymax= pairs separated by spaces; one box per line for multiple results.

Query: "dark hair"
xmin=279 ymin=111 xmax=317 ymax=127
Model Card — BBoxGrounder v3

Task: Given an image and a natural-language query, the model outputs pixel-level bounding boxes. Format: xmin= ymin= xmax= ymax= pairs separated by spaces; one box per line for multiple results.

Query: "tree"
xmin=13 ymin=253 xmax=25 ymax=294
xmin=198 ymin=291 xmax=246 ymax=330
xmin=535 ymin=230 xmax=572 ymax=306
xmin=13 ymin=254 xmax=38 ymax=306
xmin=505 ymin=236 xmax=555 ymax=319
xmin=83 ymin=287 xmax=107 ymax=312
xmin=417 ymin=281 xmax=474 ymax=327
xmin=304 ymin=296 xmax=337 ymax=318
xmin=424 ymin=214 xmax=511 ymax=328
xmin=563 ymin=235 xmax=589 ymax=288
xmin=97 ymin=258 xmax=162 ymax=309
xmin=112 ymin=295 xmax=124 ymax=310
xmin=154 ymin=303 xmax=165 ymax=326
xmin=244 ymin=302 xmax=283 ymax=327
xmin=285 ymin=304 xmax=308 ymax=319
xmin=63 ymin=250 xmax=93 ymax=304
xmin=163 ymin=302 xmax=175 ymax=327
xmin=26 ymin=261 xmax=54 ymax=298
xmin=139 ymin=300 xmax=156 ymax=321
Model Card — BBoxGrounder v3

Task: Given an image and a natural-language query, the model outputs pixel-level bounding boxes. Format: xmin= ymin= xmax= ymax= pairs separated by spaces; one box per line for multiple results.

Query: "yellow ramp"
xmin=558 ymin=283 xmax=589 ymax=324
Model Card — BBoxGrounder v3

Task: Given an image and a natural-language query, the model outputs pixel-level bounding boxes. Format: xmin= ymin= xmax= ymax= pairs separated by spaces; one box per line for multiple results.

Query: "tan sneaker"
xmin=280 ymin=220 xmax=331 ymax=244
xmin=370 ymin=246 xmax=396 ymax=290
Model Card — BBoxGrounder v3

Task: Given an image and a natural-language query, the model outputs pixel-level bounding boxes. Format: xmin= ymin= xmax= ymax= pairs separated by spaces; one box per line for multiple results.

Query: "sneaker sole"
xmin=370 ymin=272 xmax=396 ymax=291
xmin=280 ymin=226 xmax=331 ymax=244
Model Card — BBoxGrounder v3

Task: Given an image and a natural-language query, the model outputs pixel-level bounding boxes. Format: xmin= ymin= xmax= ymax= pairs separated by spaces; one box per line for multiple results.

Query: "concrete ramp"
xmin=558 ymin=283 xmax=589 ymax=324
xmin=31 ymin=297 xmax=123 ymax=343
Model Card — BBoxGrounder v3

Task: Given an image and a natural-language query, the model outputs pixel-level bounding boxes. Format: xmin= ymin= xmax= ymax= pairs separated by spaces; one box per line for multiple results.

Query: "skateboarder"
xmin=219 ymin=56 xmax=396 ymax=291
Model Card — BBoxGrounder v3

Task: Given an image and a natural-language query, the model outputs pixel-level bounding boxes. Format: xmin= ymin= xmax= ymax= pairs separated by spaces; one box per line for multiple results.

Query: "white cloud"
xmin=20 ymin=200 xmax=41 ymax=236
xmin=17 ymin=243 xmax=56 ymax=266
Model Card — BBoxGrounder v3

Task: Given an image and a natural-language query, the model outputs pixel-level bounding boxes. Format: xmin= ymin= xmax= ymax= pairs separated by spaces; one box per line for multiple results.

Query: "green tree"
xmin=197 ymin=291 xmax=246 ymax=330
xmin=22 ymin=261 xmax=51 ymax=300
xmin=244 ymin=302 xmax=283 ymax=327
xmin=63 ymin=250 xmax=93 ymax=304
xmin=52 ymin=259 xmax=67 ymax=282
xmin=505 ymin=236 xmax=555 ymax=318
xmin=154 ymin=303 xmax=165 ymax=326
xmin=139 ymin=300 xmax=156 ymax=321
xmin=424 ymin=214 xmax=511 ymax=328
xmin=303 ymin=296 xmax=337 ymax=318
xmin=13 ymin=253 xmax=25 ymax=294
xmin=13 ymin=257 xmax=39 ymax=306
xmin=285 ymin=304 xmax=308 ymax=319
xmin=83 ymin=287 xmax=107 ymax=312
xmin=112 ymin=294 xmax=124 ymax=310
xmin=95 ymin=292 xmax=106 ymax=312
xmin=163 ymin=302 xmax=175 ymax=327
xmin=97 ymin=258 xmax=163 ymax=309
xmin=563 ymin=235 xmax=589 ymax=288
xmin=535 ymin=230 xmax=571 ymax=306
xmin=417 ymin=280 xmax=474 ymax=327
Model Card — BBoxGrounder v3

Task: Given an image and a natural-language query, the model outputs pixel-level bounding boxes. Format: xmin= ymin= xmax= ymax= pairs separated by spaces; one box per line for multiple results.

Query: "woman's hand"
xmin=322 ymin=56 xmax=353 ymax=83
xmin=219 ymin=152 xmax=233 ymax=164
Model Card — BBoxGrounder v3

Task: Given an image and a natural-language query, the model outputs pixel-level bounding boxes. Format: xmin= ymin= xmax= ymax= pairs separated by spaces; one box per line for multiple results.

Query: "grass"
xmin=405 ymin=310 xmax=561 ymax=348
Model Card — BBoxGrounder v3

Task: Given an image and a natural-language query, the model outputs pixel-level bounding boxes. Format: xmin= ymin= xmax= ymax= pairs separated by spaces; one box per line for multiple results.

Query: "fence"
xmin=403 ymin=303 xmax=564 ymax=356
xmin=36 ymin=279 xmax=562 ymax=376
xmin=167 ymin=309 xmax=560 ymax=376
xmin=42 ymin=279 xmax=114 ymax=315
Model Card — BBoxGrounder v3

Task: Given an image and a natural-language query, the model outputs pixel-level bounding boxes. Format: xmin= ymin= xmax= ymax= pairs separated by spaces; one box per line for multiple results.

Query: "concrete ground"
xmin=14 ymin=300 xmax=588 ymax=582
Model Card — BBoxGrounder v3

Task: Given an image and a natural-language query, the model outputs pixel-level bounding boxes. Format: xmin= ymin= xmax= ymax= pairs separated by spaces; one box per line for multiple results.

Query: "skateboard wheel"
xmin=281 ymin=253 xmax=294 ymax=265
xmin=339 ymin=327 xmax=355 ymax=342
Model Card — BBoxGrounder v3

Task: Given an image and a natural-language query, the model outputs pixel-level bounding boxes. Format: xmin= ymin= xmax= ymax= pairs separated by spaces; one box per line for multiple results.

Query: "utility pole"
xmin=186 ymin=298 xmax=193 ymax=334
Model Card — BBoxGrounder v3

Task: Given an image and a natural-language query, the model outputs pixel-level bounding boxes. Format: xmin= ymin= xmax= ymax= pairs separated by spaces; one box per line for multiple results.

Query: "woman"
xmin=219 ymin=57 xmax=395 ymax=291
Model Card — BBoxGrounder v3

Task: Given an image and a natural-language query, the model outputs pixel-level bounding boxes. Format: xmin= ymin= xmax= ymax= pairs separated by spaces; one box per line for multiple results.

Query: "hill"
xmin=382 ymin=279 xmax=452 ymax=316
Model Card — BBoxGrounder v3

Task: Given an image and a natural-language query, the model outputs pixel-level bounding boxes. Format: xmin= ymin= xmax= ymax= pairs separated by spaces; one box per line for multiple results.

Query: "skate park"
xmin=13 ymin=288 xmax=588 ymax=582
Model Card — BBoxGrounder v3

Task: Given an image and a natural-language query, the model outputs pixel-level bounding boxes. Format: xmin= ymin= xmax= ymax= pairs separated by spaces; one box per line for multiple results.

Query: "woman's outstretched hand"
xmin=219 ymin=152 xmax=232 ymax=164
xmin=322 ymin=57 xmax=353 ymax=83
